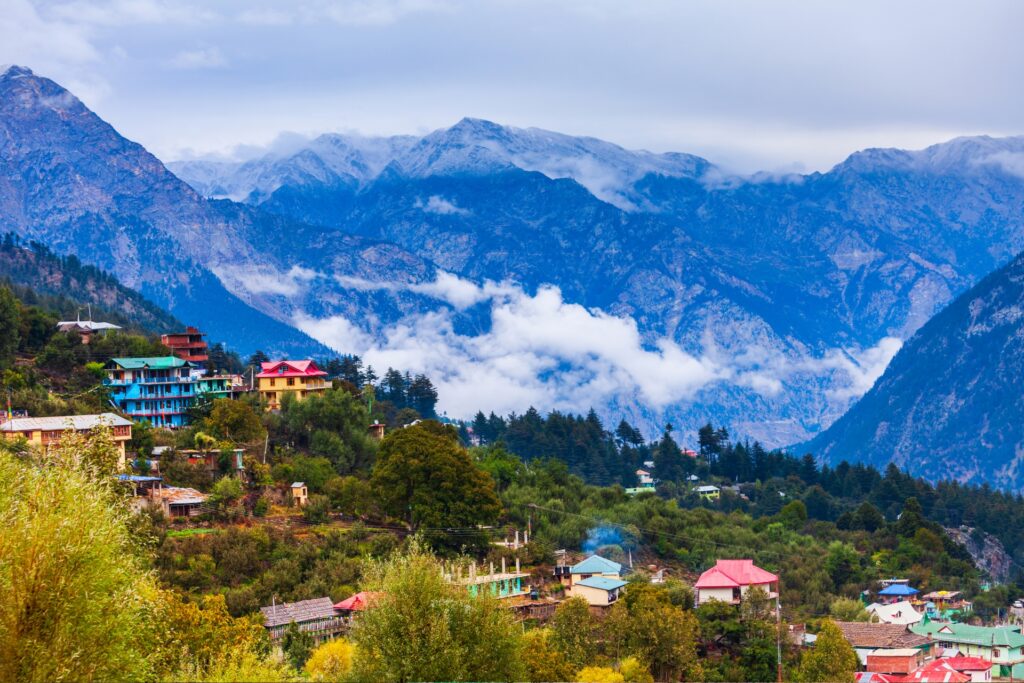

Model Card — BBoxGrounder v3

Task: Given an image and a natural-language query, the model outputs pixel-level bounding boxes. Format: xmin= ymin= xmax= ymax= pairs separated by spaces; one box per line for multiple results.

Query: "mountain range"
xmin=5 ymin=64 xmax=1024 ymax=450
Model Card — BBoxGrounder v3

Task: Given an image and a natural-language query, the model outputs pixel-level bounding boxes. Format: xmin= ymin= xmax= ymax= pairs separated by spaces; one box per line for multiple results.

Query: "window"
xmin=287 ymin=378 xmax=295 ymax=386
xmin=269 ymin=378 xmax=276 ymax=387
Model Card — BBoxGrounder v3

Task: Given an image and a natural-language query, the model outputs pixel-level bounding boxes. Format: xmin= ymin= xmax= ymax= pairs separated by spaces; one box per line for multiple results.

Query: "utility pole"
xmin=776 ymin=597 xmax=784 ymax=683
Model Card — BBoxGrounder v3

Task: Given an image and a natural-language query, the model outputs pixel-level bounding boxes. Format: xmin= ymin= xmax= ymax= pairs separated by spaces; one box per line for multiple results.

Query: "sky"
xmin=4 ymin=0 xmax=1024 ymax=173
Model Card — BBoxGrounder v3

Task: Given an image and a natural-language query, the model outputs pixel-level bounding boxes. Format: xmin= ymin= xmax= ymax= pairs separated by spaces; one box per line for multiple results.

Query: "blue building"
xmin=105 ymin=356 xmax=229 ymax=428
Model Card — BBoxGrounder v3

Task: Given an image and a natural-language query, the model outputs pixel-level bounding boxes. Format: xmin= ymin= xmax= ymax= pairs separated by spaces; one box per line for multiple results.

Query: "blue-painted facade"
xmin=105 ymin=357 xmax=230 ymax=428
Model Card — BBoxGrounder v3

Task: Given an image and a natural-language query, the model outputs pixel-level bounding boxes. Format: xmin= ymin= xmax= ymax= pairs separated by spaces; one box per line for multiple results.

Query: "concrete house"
xmin=572 ymin=576 xmax=627 ymax=606
xmin=569 ymin=555 xmax=623 ymax=588
xmin=0 ymin=413 xmax=132 ymax=468
xmin=694 ymin=559 xmax=778 ymax=606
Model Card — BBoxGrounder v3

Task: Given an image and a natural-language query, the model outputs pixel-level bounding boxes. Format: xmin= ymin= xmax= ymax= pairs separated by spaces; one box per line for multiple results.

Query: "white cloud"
xmin=296 ymin=274 xmax=901 ymax=420
xmin=166 ymin=47 xmax=227 ymax=70
xmin=415 ymin=195 xmax=470 ymax=216
xmin=46 ymin=0 xmax=218 ymax=26
xmin=215 ymin=264 xmax=321 ymax=297
xmin=980 ymin=151 xmax=1024 ymax=179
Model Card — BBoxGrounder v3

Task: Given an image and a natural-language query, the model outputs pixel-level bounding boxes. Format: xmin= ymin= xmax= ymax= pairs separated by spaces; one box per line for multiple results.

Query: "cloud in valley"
xmin=297 ymin=271 xmax=899 ymax=420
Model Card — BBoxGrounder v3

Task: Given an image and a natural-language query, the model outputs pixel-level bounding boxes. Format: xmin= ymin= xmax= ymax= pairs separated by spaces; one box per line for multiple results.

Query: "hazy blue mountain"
xmin=10 ymin=63 xmax=1024 ymax=451
xmin=804 ymin=250 xmax=1024 ymax=490
xmin=0 ymin=65 xmax=445 ymax=358
xmin=172 ymin=117 xmax=1024 ymax=445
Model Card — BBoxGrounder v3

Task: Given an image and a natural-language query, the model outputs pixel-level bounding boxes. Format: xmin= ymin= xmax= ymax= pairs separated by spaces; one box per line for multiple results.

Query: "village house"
xmin=450 ymin=558 xmax=530 ymax=600
xmin=836 ymin=621 xmax=935 ymax=667
xmin=257 ymin=360 xmax=329 ymax=411
xmin=866 ymin=648 xmax=926 ymax=675
xmin=867 ymin=600 xmax=923 ymax=626
xmin=694 ymin=559 xmax=779 ymax=606
xmin=694 ymin=484 xmax=721 ymax=501
xmin=569 ymin=554 xmax=623 ymax=588
xmin=626 ymin=469 xmax=656 ymax=495
xmin=877 ymin=579 xmax=920 ymax=605
xmin=291 ymin=482 xmax=308 ymax=507
xmin=157 ymin=486 xmax=207 ymax=518
xmin=105 ymin=356 xmax=229 ymax=428
xmin=161 ymin=326 xmax=209 ymax=366
xmin=0 ymin=412 xmax=132 ymax=467
xmin=260 ymin=597 xmax=346 ymax=643
xmin=572 ymin=576 xmax=627 ymax=606
xmin=920 ymin=591 xmax=973 ymax=620
xmin=911 ymin=622 xmax=1024 ymax=678
xmin=334 ymin=591 xmax=382 ymax=616
xmin=56 ymin=317 xmax=121 ymax=344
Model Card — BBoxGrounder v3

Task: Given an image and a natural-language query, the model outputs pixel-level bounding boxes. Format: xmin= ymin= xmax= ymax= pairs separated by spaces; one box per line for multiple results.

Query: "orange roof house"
xmin=695 ymin=559 xmax=779 ymax=606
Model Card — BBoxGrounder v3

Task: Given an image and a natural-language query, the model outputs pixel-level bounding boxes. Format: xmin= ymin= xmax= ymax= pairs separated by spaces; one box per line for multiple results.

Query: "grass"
xmin=166 ymin=528 xmax=221 ymax=538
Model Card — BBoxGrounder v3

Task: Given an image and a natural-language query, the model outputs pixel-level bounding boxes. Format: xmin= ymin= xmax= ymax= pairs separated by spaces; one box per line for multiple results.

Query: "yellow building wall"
xmin=258 ymin=376 xmax=328 ymax=411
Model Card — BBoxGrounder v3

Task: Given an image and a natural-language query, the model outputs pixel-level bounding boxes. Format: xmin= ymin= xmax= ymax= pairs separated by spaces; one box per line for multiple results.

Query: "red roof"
xmin=942 ymin=657 xmax=992 ymax=672
xmin=256 ymin=360 xmax=327 ymax=379
xmin=694 ymin=559 xmax=778 ymax=589
xmin=333 ymin=591 xmax=383 ymax=612
xmin=886 ymin=660 xmax=971 ymax=683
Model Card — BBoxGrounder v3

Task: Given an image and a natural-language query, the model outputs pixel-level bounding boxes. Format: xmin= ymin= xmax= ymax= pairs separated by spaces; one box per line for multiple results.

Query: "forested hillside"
xmin=0 ymin=234 xmax=181 ymax=334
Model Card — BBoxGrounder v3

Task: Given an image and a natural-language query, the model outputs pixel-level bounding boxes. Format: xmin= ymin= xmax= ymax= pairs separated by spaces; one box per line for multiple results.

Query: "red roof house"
xmin=941 ymin=657 xmax=992 ymax=682
xmin=892 ymin=659 xmax=971 ymax=683
xmin=257 ymin=360 xmax=328 ymax=378
xmin=695 ymin=559 xmax=779 ymax=606
xmin=334 ymin=591 xmax=384 ymax=613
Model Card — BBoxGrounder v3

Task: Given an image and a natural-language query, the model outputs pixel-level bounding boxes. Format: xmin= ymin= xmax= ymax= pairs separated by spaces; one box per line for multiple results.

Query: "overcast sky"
xmin=6 ymin=0 xmax=1024 ymax=172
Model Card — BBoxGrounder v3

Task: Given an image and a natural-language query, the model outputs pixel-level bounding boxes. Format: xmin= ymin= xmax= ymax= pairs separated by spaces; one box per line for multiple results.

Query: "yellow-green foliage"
xmin=521 ymin=628 xmax=575 ymax=683
xmin=0 ymin=446 xmax=152 ymax=681
xmin=619 ymin=656 xmax=654 ymax=683
xmin=796 ymin=620 xmax=859 ymax=683
xmin=350 ymin=539 xmax=523 ymax=682
xmin=576 ymin=665 xmax=626 ymax=683
xmin=305 ymin=638 xmax=356 ymax=681
xmin=167 ymin=650 xmax=293 ymax=683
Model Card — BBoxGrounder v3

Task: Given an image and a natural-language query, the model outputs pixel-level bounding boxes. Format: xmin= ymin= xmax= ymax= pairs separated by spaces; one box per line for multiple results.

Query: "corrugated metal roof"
xmin=571 ymin=555 xmax=622 ymax=575
xmin=0 ymin=412 xmax=131 ymax=432
xmin=576 ymin=576 xmax=627 ymax=591
xmin=159 ymin=487 xmax=206 ymax=505
xmin=56 ymin=320 xmax=121 ymax=331
xmin=261 ymin=597 xmax=337 ymax=628
xmin=108 ymin=356 xmax=191 ymax=370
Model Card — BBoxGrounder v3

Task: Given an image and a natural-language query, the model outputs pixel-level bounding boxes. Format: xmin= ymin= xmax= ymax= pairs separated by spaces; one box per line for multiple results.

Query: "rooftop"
xmin=911 ymin=622 xmax=1024 ymax=648
xmin=836 ymin=622 xmax=932 ymax=649
xmin=261 ymin=597 xmax=337 ymax=628
xmin=57 ymin=320 xmax=121 ymax=331
xmin=576 ymin=576 xmax=627 ymax=591
xmin=257 ymin=360 xmax=327 ymax=378
xmin=334 ymin=591 xmax=384 ymax=612
xmin=571 ymin=555 xmax=623 ymax=575
xmin=879 ymin=584 xmax=919 ymax=596
xmin=108 ymin=356 xmax=192 ymax=370
xmin=866 ymin=601 xmax=923 ymax=625
xmin=159 ymin=486 xmax=206 ymax=505
xmin=0 ymin=412 xmax=131 ymax=432
xmin=695 ymin=559 xmax=778 ymax=589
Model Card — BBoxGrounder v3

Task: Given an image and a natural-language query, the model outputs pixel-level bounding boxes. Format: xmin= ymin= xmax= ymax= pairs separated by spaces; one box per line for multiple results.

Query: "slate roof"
xmin=576 ymin=576 xmax=627 ymax=591
xmin=570 ymin=555 xmax=622 ymax=575
xmin=0 ymin=412 xmax=131 ymax=432
xmin=836 ymin=622 xmax=932 ymax=649
xmin=261 ymin=597 xmax=337 ymax=628
xmin=159 ymin=487 xmax=206 ymax=506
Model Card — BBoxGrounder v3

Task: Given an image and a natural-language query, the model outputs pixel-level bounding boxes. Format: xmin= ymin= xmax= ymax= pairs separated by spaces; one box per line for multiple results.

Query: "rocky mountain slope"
xmin=9 ymin=63 xmax=1024 ymax=449
xmin=0 ymin=65 xmax=446 ymax=358
xmin=805 ymin=251 xmax=1024 ymax=489
xmin=172 ymin=118 xmax=1024 ymax=444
